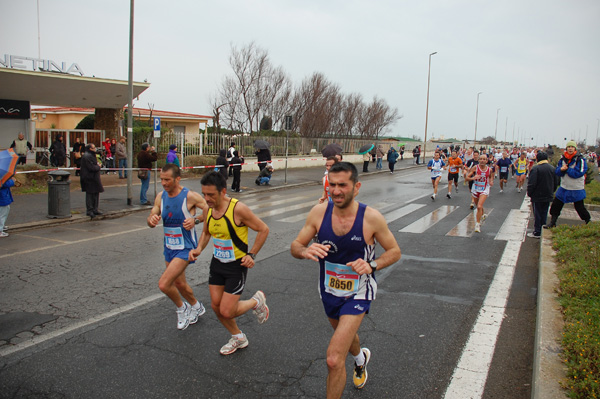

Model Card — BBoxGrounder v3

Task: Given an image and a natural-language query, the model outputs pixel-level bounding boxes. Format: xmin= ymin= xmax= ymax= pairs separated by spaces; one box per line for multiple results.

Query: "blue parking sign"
xmin=154 ymin=117 xmax=161 ymax=131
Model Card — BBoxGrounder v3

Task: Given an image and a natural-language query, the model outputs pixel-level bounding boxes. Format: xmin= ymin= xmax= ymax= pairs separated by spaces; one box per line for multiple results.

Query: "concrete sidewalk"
xmin=5 ymin=158 xmax=420 ymax=232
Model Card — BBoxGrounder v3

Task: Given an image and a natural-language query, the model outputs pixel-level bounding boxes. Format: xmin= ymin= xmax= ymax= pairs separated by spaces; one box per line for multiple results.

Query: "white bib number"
xmin=324 ymin=261 xmax=359 ymax=297
xmin=213 ymin=237 xmax=236 ymax=263
xmin=164 ymin=227 xmax=184 ymax=250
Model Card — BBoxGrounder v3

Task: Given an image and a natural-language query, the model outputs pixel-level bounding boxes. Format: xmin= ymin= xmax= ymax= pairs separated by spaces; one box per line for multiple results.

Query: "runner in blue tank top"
xmin=291 ymin=162 xmax=401 ymax=398
xmin=148 ymin=164 xmax=209 ymax=331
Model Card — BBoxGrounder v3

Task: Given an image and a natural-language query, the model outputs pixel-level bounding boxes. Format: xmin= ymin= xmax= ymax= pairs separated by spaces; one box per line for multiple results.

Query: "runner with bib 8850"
xmin=291 ymin=162 xmax=401 ymax=399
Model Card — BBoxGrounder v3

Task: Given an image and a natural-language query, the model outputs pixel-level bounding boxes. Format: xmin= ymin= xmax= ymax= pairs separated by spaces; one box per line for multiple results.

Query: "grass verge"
xmin=585 ymin=178 xmax=600 ymax=205
xmin=553 ymin=222 xmax=600 ymax=398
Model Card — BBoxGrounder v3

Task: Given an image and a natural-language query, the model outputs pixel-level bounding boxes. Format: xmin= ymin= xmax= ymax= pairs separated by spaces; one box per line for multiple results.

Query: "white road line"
xmin=248 ymin=194 xmax=314 ymax=210
xmin=0 ymin=293 xmax=164 ymax=358
xmin=278 ymin=212 xmax=310 ymax=223
xmin=443 ymin=196 xmax=529 ymax=399
xmin=399 ymin=205 xmax=460 ymax=233
xmin=0 ymin=227 xmax=149 ymax=259
xmin=446 ymin=209 xmax=494 ymax=238
xmin=254 ymin=202 xmax=315 ymax=218
xmin=383 ymin=203 xmax=426 ymax=223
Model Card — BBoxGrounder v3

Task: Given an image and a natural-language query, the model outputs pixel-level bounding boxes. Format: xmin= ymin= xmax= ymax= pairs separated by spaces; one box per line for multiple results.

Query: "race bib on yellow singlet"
xmin=213 ymin=237 xmax=236 ymax=263
xmin=164 ymin=227 xmax=184 ymax=250
xmin=324 ymin=261 xmax=359 ymax=297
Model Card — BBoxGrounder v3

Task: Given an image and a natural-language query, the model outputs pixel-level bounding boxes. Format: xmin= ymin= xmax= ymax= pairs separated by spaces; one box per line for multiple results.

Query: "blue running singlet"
xmin=161 ymin=187 xmax=198 ymax=259
xmin=317 ymin=202 xmax=377 ymax=301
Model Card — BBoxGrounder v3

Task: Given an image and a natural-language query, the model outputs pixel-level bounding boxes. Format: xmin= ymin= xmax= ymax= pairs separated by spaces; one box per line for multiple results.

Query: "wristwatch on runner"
xmin=194 ymin=217 xmax=201 ymax=225
xmin=247 ymin=253 xmax=256 ymax=260
xmin=369 ymin=260 xmax=378 ymax=274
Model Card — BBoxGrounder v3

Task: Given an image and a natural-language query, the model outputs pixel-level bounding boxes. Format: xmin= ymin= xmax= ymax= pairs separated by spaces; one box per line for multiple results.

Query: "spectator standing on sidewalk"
xmin=216 ymin=149 xmax=229 ymax=182
xmin=166 ymin=144 xmax=180 ymax=167
xmin=375 ymin=145 xmax=384 ymax=170
xmin=102 ymin=137 xmax=115 ymax=174
xmin=137 ymin=143 xmax=158 ymax=206
xmin=0 ymin=176 xmax=18 ymax=237
xmin=362 ymin=152 xmax=370 ymax=173
xmin=10 ymin=132 xmax=32 ymax=165
xmin=256 ymin=148 xmax=271 ymax=171
xmin=400 ymin=145 xmax=405 ymax=161
xmin=413 ymin=145 xmax=421 ymax=165
xmin=527 ymin=151 xmax=558 ymax=238
xmin=387 ymin=146 xmax=399 ymax=174
xmin=116 ymin=136 xmax=128 ymax=179
xmin=227 ymin=142 xmax=236 ymax=177
xmin=49 ymin=134 xmax=66 ymax=167
xmin=548 ymin=141 xmax=591 ymax=227
xmin=80 ymin=143 xmax=104 ymax=218
xmin=72 ymin=137 xmax=84 ymax=176
xmin=230 ymin=150 xmax=244 ymax=192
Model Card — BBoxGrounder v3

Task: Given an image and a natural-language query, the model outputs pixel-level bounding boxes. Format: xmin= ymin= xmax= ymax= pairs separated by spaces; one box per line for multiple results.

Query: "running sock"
xmin=353 ymin=350 xmax=366 ymax=366
xmin=233 ymin=332 xmax=244 ymax=339
xmin=191 ymin=302 xmax=202 ymax=310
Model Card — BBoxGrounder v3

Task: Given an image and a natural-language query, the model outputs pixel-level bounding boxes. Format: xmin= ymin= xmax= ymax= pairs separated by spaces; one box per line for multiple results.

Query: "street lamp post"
xmin=474 ymin=92 xmax=482 ymax=149
xmin=494 ymin=108 xmax=500 ymax=142
xmin=423 ymin=51 xmax=437 ymax=164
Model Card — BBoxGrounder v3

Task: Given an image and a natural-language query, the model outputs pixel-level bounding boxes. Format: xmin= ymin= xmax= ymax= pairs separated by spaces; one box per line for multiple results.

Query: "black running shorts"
xmin=209 ymin=257 xmax=248 ymax=295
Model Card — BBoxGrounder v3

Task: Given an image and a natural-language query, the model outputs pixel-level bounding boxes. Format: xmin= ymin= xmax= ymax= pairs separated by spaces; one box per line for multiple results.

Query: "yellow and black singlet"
xmin=207 ymin=198 xmax=248 ymax=263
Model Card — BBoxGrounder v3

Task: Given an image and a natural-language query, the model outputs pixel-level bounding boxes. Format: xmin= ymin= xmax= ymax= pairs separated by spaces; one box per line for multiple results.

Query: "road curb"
xmin=532 ymin=230 xmax=567 ymax=399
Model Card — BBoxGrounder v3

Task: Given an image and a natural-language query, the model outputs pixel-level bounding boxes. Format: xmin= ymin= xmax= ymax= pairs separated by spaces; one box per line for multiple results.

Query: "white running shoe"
xmin=252 ymin=290 xmax=269 ymax=324
xmin=455 ymin=186 xmax=459 ymax=193
xmin=176 ymin=303 xmax=190 ymax=330
xmin=188 ymin=302 xmax=206 ymax=325
xmin=499 ymin=189 xmax=503 ymax=193
xmin=0 ymin=232 xmax=8 ymax=238
xmin=220 ymin=334 xmax=249 ymax=355
xmin=431 ymin=194 xmax=436 ymax=200
xmin=481 ymin=213 xmax=488 ymax=222
xmin=474 ymin=223 xmax=481 ymax=233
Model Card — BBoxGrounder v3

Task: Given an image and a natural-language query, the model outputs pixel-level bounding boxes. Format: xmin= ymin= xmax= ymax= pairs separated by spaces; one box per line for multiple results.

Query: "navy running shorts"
xmin=321 ymin=291 xmax=371 ymax=320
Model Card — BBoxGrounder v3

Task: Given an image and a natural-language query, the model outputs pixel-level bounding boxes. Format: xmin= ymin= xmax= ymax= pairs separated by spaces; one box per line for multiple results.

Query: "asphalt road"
xmin=0 ymin=168 xmax=538 ymax=398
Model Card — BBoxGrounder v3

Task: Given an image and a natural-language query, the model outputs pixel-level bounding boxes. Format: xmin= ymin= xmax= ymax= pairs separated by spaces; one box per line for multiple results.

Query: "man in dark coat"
xmin=256 ymin=148 xmax=271 ymax=171
xmin=136 ymin=143 xmax=158 ymax=205
xmin=80 ymin=143 xmax=104 ymax=218
xmin=49 ymin=134 xmax=67 ymax=167
xmin=526 ymin=151 xmax=558 ymax=238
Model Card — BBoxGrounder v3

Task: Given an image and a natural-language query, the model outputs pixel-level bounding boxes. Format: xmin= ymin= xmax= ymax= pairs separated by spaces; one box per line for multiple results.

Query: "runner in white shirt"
xmin=427 ymin=151 xmax=446 ymax=201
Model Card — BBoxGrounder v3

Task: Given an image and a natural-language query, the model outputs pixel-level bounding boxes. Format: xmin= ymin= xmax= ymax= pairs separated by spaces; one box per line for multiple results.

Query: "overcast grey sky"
xmin=2 ymin=0 xmax=599 ymax=147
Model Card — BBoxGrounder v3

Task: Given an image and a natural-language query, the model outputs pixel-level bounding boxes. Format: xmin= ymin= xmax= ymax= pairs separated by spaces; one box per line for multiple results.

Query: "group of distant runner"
xmin=427 ymin=145 xmax=568 ymax=233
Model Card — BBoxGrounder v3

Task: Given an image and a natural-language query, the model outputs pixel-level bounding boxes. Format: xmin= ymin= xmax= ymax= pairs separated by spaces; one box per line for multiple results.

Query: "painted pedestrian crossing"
xmin=241 ymin=190 xmax=529 ymax=240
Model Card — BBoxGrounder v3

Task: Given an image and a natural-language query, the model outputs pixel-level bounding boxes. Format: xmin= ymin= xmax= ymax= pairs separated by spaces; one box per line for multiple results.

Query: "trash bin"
xmin=47 ymin=170 xmax=71 ymax=219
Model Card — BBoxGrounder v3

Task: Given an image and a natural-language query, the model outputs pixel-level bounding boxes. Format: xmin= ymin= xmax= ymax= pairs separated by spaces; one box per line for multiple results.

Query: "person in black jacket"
xmin=216 ymin=149 xmax=229 ymax=182
xmin=80 ymin=143 xmax=104 ymax=218
xmin=256 ymin=148 xmax=271 ymax=171
xmin=230 ymin=150 xmax=244 ymax=192
xmin=49 ymin=134 xmax=67 ymax=167
xmin=526 ymin=151 xmax=558 ymax=238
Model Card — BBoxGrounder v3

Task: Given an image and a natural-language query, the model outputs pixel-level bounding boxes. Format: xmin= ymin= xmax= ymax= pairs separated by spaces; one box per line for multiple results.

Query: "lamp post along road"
xmin=126 ymin=0 xmax=135 ymax=205
xmin=423 ymin=51 xmax=437 ymax=164
xmin=494 ymin=108 xmax=500 ymax=141
xmin=474 ymin=92 xmax=482 ymax=149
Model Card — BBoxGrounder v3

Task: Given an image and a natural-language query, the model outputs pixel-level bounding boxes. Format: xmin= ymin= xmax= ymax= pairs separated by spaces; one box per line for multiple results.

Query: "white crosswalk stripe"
xmin=446 ymin=209 xmax=494 ymax=238
xmin=399 ymin=205 xmax=460 ymax=234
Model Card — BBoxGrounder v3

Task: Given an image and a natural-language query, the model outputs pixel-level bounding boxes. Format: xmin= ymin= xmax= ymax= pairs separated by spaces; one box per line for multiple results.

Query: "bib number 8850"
xmin=329 ymin=277 xmax=354 ymax=291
